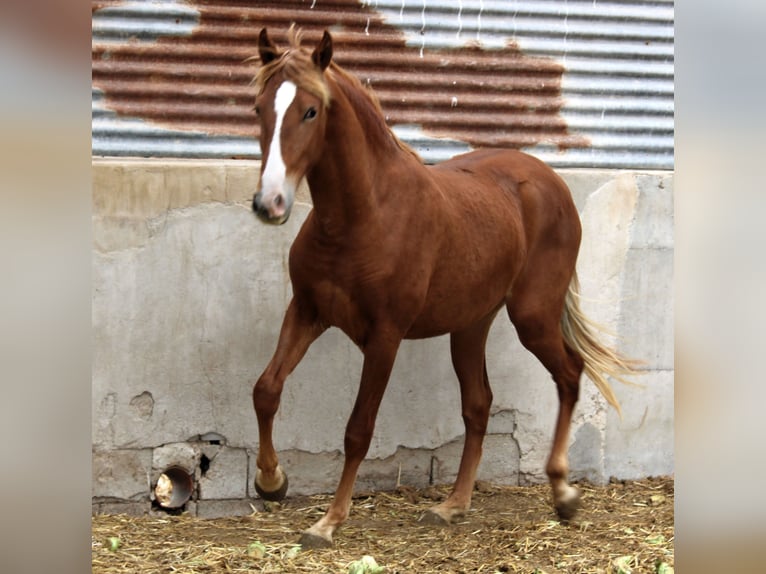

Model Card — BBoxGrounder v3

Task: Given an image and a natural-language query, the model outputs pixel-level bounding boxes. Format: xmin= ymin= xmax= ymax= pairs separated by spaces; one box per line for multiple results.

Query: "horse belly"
xmin=403 ymin=212 xmax=525 ymax=339
xmin=404 ymin=268 xmax=514 ymax=339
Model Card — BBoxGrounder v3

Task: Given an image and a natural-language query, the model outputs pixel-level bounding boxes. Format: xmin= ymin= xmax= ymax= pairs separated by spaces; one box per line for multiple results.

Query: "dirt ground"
xmin=92 ymin=476 xmax=674 ymax=573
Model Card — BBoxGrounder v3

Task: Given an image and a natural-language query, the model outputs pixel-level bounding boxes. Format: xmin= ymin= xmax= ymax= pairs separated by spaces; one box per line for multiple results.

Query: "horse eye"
xmin=303 ymin=107 xmax=317 ymax=121
xmin=254 ymin=105 xmax=260 ymax=116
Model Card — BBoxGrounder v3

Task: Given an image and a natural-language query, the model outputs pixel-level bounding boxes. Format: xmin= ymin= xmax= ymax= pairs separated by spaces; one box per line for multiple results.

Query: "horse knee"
xmin=343 ymin=422 xmax=374 ymax=461
xmin=461 ymin=388 xmax=492 ymax=435
xmin=252 ymin=374 xmax=283 ymax=418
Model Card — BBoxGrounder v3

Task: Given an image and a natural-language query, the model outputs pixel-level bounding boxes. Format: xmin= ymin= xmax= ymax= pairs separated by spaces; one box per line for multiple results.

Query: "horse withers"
xmin=248 ymin=28 xmax=639 ymax=548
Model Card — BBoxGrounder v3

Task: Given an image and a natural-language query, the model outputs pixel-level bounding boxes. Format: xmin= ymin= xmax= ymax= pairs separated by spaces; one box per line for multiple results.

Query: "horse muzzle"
xmin=252 ymin=189 xmax=292 ymax=225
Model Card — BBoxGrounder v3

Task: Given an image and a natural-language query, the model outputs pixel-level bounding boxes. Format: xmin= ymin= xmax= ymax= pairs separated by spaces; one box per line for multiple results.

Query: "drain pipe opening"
xmin=154 ymin=466 xmax=194 ymax=509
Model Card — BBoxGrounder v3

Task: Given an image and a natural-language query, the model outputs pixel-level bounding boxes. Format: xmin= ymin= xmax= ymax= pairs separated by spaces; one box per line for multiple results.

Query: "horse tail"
xmin=560 ymin=270 xmax=642 ymax=418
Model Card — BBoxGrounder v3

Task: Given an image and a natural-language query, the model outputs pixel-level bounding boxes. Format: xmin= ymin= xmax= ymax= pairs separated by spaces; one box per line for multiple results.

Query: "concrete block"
xmin=198 ymin=447 xmax=248 ymax=500
xmin=356 ymin=448 xmax=433 ymax=491
xmin=152 ymin=442 xmax=201 ymax=478
xmin=478 ymin=434 xmax=521 ymax=485
xmin=487 ymin=409 xmax=517 ymax=435
xmin=92 ymin=449 xmax=152 ymax=500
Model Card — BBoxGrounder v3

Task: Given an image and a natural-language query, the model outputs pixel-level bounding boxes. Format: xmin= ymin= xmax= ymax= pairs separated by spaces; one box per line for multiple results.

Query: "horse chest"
xmin=308 ymin=279 xmax=371 ymax=344
xmin=290 ymin=254 xmax=367 ymax=337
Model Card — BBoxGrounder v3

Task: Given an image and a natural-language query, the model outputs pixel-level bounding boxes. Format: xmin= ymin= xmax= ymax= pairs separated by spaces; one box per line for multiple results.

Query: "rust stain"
xmin=92 ymin=0 xmax=589 ymax=154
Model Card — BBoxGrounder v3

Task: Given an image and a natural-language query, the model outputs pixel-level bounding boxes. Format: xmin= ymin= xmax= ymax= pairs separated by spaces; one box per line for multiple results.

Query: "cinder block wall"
xmin=92 ymin=159 xmax=673 ymax=517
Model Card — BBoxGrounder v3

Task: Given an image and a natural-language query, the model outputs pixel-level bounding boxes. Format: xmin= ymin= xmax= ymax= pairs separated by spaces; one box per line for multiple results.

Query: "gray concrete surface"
xmin=92 ymin=159 xmax=673 ymax=517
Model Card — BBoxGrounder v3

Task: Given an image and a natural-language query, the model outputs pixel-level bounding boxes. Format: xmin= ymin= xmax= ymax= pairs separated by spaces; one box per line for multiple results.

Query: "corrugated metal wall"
xmin=92 ymin=0 xmax=674 ymax=168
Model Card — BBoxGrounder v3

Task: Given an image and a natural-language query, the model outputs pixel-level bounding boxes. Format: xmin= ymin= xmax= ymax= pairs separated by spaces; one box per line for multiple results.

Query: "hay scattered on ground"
xmin=92 ymin=477 xmax=673 ymax=573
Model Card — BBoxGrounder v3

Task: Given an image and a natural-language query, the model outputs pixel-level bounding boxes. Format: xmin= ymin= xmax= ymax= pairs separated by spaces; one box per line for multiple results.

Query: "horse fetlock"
xmin=254 ymin=466 xmax=289 ymax=501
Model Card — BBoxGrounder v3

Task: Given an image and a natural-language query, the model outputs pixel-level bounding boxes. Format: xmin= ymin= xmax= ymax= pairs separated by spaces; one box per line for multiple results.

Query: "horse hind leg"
xmin=422 ymin=311 xmax=497 ymax=525
xmin=506 ymin=284 xmax=585 ymax=520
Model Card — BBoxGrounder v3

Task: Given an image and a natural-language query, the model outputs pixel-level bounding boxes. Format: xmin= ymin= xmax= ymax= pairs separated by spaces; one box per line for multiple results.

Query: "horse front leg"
xmin=299 ymin=330 xmax=402 ymax=548
xmin=253 ymin=298 xmax=323 ymax=501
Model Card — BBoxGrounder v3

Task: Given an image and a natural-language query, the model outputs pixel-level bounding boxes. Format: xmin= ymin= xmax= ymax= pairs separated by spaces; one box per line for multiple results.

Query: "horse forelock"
xmin=252 ymin=34 xmax=331 ymax=109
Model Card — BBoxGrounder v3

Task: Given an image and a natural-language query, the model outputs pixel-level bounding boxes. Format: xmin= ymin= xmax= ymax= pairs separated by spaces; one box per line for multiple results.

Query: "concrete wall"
xmin=92 ymin=159 xmax=673 ymax=516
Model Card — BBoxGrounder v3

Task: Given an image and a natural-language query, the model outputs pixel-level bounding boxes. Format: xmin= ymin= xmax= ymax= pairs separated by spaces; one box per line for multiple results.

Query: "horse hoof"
xmin=299 ymin=530 xmax=333 ymax=549
xmin=419 ymin=509 xmax=451 ymax=526
xmin=554 ymin=487 xmax=581 ymax=521
xmin=254 ymin=471 xmax=289 ymax=502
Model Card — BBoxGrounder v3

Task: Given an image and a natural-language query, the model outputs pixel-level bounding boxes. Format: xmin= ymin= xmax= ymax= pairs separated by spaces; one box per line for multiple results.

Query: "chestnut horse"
xmin=249 ymin=28 xmax=638 ymax=548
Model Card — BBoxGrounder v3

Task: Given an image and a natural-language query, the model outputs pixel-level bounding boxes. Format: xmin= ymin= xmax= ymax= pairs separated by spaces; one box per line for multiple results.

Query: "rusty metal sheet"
xmin=92 ymin=0 xmax=674 ymax=168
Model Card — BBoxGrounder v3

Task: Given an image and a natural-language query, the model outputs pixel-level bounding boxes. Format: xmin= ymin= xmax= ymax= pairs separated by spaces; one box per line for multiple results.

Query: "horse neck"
xmin=305 ymin=78 xmax=415 ymax=237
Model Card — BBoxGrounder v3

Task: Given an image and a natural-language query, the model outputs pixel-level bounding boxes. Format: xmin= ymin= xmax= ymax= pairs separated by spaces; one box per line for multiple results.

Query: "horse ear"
xmin=312 ymin=30 xmax=333 ymax=71
xmin=258 ymin=28 xmax=280 ymax=65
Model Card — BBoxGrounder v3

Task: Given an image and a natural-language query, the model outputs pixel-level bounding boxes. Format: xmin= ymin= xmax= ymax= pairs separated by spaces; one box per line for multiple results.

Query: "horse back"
xmin=395 ymin=149 xmax=581 ymax=337
xmin=430 ymin=148 xmax=581 ymax=252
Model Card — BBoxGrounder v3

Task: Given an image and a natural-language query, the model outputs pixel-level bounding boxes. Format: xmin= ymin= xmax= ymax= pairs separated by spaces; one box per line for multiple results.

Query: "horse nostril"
xmin=252 ymin=195 xmax=270 ymax=220
xmin=252 ymin=192 xmax=287 ymax=221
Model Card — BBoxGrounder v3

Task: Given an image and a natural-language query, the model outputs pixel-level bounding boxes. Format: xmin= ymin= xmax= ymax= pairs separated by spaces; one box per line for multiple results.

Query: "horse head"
xmin=251 ymin=28 xmax=333 ymax=225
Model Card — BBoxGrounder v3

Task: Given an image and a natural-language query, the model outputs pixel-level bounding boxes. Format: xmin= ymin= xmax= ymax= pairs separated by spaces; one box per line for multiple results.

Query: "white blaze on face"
xmin=259 ymin=80 xmax=297 ymax=216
